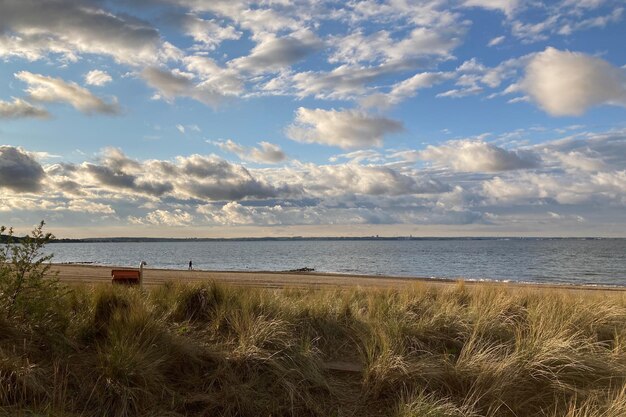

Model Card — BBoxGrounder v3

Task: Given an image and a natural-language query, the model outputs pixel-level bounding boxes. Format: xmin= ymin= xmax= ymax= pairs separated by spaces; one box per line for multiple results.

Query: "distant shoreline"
xmin=46 ymin=236 xmax=624 ymax=243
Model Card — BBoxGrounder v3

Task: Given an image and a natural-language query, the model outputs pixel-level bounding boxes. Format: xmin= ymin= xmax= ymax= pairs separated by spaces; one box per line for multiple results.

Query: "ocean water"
xmin=45 ymin=239 xmax=626 ymax=286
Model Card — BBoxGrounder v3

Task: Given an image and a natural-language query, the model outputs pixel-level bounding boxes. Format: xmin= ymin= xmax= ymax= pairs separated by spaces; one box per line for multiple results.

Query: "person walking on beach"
xmin=188 ymin=259 xmax=193 ymax=270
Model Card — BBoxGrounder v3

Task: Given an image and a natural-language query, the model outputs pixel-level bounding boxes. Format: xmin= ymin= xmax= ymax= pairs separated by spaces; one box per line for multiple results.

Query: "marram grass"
xmin=2 ymin=281 xmax=626 ymax=416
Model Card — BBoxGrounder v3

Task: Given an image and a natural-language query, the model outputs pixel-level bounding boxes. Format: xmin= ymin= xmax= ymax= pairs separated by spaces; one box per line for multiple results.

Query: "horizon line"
xmin=48 ymin=235 xmax=625 ymax=241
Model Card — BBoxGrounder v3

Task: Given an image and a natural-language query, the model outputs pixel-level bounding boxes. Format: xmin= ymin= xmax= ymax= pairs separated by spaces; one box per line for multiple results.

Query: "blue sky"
xmin=0 ymin=0 xmax=625 ymax=237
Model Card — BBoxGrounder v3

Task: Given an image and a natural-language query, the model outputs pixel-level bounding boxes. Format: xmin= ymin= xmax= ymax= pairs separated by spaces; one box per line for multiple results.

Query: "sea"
xmin=44 ymin=238 xmax=626 ymax=287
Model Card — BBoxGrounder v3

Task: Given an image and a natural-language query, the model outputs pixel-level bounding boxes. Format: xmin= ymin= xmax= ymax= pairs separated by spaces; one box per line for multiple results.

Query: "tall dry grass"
xmin=1 ymin=280 xmax=626 ymax=416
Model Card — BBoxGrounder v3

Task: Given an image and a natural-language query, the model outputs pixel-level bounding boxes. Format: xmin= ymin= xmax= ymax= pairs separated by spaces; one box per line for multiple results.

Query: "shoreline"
xmin=50 ymin=263 xmax=626 ymax=292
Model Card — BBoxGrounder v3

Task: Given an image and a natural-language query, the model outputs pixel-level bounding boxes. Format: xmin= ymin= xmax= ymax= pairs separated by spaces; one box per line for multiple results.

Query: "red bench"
xmin=111 ymin=269 xmax=140 ymax=285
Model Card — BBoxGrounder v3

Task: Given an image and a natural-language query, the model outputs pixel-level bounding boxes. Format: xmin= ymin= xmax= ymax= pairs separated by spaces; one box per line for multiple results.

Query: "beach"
xmin=51 ymin=263 xmax=626 ymax=292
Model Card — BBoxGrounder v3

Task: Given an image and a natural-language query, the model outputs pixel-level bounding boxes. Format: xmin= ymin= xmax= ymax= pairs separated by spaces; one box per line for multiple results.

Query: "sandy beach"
xmin=50 ymin=263 xmax=626 ymax=292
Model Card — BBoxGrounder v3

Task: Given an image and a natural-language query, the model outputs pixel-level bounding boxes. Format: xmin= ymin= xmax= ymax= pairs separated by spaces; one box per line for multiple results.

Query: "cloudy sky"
xmin=1 ymin=0 xmax=625 ymax=238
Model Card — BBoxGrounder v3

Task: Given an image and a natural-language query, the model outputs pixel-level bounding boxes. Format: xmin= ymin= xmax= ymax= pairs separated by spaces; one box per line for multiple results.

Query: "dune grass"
xmin=1 ymin=278 xmax=626 ymax=417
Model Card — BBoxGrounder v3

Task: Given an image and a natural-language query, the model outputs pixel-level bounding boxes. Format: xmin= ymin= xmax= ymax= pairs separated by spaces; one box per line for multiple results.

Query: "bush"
xmin=0 ymin=221 xmax=69 ymax=334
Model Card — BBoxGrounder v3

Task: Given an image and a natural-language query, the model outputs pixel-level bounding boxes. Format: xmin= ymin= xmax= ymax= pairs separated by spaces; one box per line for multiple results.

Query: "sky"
xmin=0 ymin=0 xmax=625 ymax=238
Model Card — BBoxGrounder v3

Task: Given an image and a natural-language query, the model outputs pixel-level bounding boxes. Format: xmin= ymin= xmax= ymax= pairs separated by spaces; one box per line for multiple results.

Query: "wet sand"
xmin=50 ymin=263 xmax=626 ymax=292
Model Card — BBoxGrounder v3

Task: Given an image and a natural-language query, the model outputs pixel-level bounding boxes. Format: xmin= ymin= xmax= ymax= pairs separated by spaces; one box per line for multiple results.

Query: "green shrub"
xmin=0 ymin=221 xmax=69 ymax=334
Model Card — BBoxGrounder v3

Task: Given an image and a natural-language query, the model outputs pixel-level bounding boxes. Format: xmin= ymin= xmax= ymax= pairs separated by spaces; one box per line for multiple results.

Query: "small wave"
xmin=58 ymin=261 xmax=95 ymax=265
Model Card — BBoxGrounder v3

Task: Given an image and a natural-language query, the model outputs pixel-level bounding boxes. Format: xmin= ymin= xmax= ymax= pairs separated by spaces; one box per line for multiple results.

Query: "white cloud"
xmin=510 ymin=15 xmax=560 ymax=43
xmin=213 ymin=139 xmax=286 ymax=164
xmin=196 ymin=198 xmax=488 ymax=228
xmin=142 ymin=67 xmax=195 ymax=101
xmin=552 ymin=151 xmax=606 ymax=172
xmin=0 ymin=98 xmax=49 ymax=119
xmin=481 ymin=174 xmax=556 ymax=203
xmin=286 ymin=107 xmax=403 ymax=149
xmin=0 ymin=196 xmax=57 ymax=213
xmin=197 ymin=200 xmax=415 ymax=227
xmin=561 ymin=0 xmax=609 ymax=9
xmin=330 ymin=23 xmax=465 ymax=66
xmin=286 ymin=162 xmax=450 ymax=197
xmin=328 ymin=30 xmax=394 ymax=65
xmin=130 ymin=209 xmax=194 ymax=226
xmin=481 ymin=169 xmax=626 ymax=206
xmin=262 ymin=7 xmax=466 ymax=102
xmin=463 ymin=0 xmax=520 ymax=16
xmin=509 ymin=2 xmax=624 ymax=43
xmin=200 ymin=201 xmax=257 ymax=225
xmin=174 ymin=124 xmax=201 ymax=134
xmin=182 ymin=15 xmax=241 ymax=50
xmin=361 ymin=71 xmax=452 ymax=108
xmin=15 ymin=71 xmax=120 ymax=115
xmin=520 ymin=47 xmax=626 ymax=116
xmin=330 ymin=150 xmax=384 ymax=164
xmin=592 ymin=170 xmax=626 ymax=193
xmin=183 ymin=56 xmax=244 ymax=96
xmin=287 ymin=65 xmax=391 ymax=100
xmin=507 ymin=95 xmax=529 ymax=104
xmin=0 ymin=146 xmax=45 ymax=192
xmin=84 ymin=70 xmax=112 ymax=87
xmin=0 ymin=0 xmax=181 ymax=65
xmin=558 ymin=8 xmax=624 ymax=35
xmin=0 ymin=34 xmax=79 ymax=62
xmin=433 ymin=56 xmax=527 ymax=101
xmin=167 ymin=0 xmax=300 ymax=34
xmin=142 ymin=55 xmax=244 ymax=107
xmin=385 ymin=26 xmax=464 ymax=63
xmin=537 ymin=129 xmax=626 ymax=171
xmin=65 ymin=199 xmax=115 ymax=214
xmin=420 ymin=140 xmax=540 ymax=172
xmin=141 ymin=65 xmax=241 ymax=108
xmin=198 ymin=201 xmax=340 ymax=227
xmin=488 ymin=35 xmax=506 ymax=47
xmin=436 ymin=86 xmax=483 ymax=98
xmin=68 ymin=148 xmax=294 ymax=202
xmin=231 ymin=30 xmax=323 ymax=73
xmin=198 ymin=201 xmax=292 ymax=226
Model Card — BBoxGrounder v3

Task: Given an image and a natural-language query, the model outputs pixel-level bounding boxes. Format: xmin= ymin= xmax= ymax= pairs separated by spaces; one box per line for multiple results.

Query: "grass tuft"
xmin=174 ymin=281 xmax=225 ymax=322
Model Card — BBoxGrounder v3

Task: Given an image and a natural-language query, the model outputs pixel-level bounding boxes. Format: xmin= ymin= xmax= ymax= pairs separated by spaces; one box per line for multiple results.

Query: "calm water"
xmin=45 ymin=239 xmax=626 ymax=286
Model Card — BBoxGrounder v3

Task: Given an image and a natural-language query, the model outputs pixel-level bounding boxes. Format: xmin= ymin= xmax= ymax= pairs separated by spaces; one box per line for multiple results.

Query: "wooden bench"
xmin=111 ymin=269 xmax=140 ymax=285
